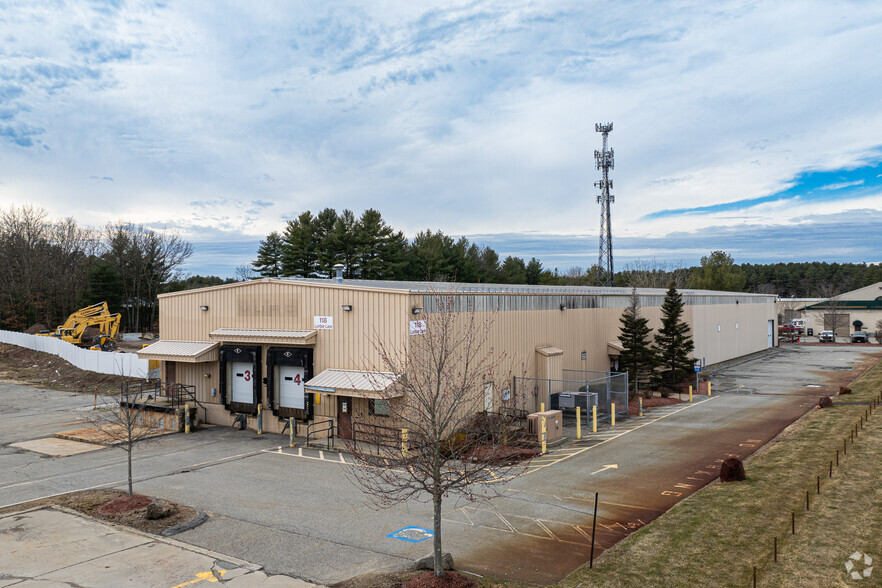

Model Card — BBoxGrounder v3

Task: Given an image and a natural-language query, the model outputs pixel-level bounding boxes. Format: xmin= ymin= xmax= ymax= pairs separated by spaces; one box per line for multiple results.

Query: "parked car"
xmin=819 ymin=330 xmax=835 ymax=343
xmin=851 ymin=331 xmax=869 ymax=343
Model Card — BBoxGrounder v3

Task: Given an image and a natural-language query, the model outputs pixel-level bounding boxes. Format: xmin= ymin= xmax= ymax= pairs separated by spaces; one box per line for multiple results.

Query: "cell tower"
xmin=594 ymin=122 xmax=614 ymax=287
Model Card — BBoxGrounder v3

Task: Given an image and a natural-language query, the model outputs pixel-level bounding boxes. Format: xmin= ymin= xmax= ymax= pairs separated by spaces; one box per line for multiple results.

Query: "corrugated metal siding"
xmin=422 ymin=293 xmax=771 ymax=313
xmin=159 ymin=280 xmax=410 ymax=374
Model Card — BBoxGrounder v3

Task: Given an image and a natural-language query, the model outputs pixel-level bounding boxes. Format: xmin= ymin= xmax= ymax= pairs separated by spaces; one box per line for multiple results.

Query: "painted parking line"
xmin=442 ymin=505 xmax=644 ymax=546
xmin=506 ymin=397 xmax=720 ymax=481
xmin=260 ymin=399 xmax=718 ymax=479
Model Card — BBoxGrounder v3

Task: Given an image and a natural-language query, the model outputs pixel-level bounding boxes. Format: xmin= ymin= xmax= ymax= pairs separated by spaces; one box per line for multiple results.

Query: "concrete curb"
xmin=47 ymin=505 xmax=261 ymax=571
xmin=161 ymin=510 xmax=208 ymax=536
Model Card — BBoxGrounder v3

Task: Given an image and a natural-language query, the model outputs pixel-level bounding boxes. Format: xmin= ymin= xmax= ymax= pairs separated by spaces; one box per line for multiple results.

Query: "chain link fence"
xmin=513 ymin=370 xmax=629 ymax=424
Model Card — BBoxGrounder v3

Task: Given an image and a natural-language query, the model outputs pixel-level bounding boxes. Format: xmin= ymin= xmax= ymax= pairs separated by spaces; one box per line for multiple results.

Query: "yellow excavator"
xmin=37 ymin=302 xmax=121 ymax=351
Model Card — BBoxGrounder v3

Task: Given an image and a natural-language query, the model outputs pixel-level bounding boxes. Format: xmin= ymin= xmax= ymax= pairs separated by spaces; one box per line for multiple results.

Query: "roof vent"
xmin=333 ymin=263 xmax=345 ymax=284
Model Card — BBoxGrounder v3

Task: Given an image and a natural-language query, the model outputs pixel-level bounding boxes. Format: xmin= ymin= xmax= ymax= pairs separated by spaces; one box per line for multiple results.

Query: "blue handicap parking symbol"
xmin=387 ymin=526 xmax=434 ymax=543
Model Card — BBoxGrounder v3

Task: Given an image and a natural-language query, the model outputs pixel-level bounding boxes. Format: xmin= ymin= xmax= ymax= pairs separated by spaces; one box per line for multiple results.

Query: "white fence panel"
xmin=0 ymin=330 xmax=149 ymax=379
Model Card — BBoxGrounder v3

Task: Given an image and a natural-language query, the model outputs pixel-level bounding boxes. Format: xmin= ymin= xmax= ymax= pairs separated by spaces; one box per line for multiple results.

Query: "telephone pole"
xmin=594 ymin=122 xmax=615 ymax=287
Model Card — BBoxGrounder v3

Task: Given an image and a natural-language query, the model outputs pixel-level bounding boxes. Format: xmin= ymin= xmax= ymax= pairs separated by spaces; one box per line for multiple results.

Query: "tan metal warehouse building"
xmin=138 ymin=278 xmax=777 ymax=435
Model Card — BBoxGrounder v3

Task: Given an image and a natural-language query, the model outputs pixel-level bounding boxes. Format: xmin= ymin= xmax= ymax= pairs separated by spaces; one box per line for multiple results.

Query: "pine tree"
xmin=618 ymin=287 xmax=655 ymax=398
xmin=253 ymin=231 xmax=284 ymax=277
xmin=652 ymin=283 xmax=695 ymax=393
xmin=281 ymin=212 xmax=317 ymax=277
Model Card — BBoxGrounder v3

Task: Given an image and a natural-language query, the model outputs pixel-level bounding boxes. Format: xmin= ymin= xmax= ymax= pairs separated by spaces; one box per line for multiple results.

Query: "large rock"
xmin=145 ymin=500 xmax=172 ymax=520
xmin=840 ymin=386 xmax=852 ymax=395
xmin=818 ymin=396 xmax=833 ymax=409
xmin=719 ymin=457 xmax=746 ymax=482
xmin=415 ymin=552 xmax=454 ymax=571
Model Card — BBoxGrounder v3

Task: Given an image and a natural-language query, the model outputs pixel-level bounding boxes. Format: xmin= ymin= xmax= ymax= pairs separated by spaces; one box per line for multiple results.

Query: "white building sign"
xmin=314 ymin=315 xmax=334 ymax=330
xmin=409 ymin=320 xmax=427 ymax=335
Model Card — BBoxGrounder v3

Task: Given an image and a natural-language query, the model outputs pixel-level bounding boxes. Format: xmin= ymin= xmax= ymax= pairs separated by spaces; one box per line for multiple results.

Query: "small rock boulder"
xmin=145 ymin=500 xmax=172 ymax=520
xmin=415 ymin=552 xmax=454 ymax=571
xmin=719 ymin=457 xmax=746 ymax=482
xmin=817 ymin=396 xmax=833 ymax=409
xmin=840 ymin=386 xmax=852 ymax=395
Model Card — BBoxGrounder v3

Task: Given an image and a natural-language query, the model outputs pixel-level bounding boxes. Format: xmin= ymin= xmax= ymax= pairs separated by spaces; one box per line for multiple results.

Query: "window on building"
xmin=369 ymin=398 xmax=391 ymax=417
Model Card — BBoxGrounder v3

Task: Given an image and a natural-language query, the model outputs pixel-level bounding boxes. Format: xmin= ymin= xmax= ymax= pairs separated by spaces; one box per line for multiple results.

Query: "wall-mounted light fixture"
xmin=560 ymin=304 xmax=567 ymax=311
xmin=342 ymin=304 xmax=353 ymax=311
xmin=199 ymin=305 xmax=209 ymax=311
xmin=412 ymin=307 xmax=422 ymax=314
xmin=204 ymin=373 xmax=211 ymax=378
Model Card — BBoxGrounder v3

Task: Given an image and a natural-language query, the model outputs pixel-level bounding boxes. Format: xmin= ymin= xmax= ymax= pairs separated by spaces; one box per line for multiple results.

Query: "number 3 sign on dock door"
xmin=314 ymin=316 xmax=334 ymax=330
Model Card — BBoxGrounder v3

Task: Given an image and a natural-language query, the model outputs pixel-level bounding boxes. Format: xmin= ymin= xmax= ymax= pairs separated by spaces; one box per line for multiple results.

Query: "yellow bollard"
xmin=289 ymin=417 xmax=295 ymax=447
xmin=184 ymin=404 xmax=190 ymax=434
xmin=257 ymin=403 xmax=263 ymax=434
xmin=540 ymin=402 xmax=545 ymax=413
xmin=576 ymin=406 xmax=582 ymax=440
xmin=689 ymin=386 xmax=693 ymax=403
xmin=541 ymin=416 xmax=547 ymax=454
xmin=592 ymin=405 xmax=597 ymax=433
xmin=708 ymin=382 xmax=712 ymax=396
xmin=639 ymin=396 xmax=643 ymax=417
xmin=611 ymin=403 xmax=616 ymax=427
xmin=401 ymin=428 xmax=409 ymax=458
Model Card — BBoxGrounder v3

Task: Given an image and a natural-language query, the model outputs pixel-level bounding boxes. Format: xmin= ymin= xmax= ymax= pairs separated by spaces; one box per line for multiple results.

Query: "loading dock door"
xmin=231 ymin=361 xmax=254 ymax=404
xmin=279 ymin=366 xmax=306 ymax=410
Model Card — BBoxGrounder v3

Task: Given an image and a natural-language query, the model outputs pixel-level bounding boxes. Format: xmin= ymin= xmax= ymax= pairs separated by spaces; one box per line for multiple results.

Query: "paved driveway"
xmin=1 ymin=345 xmax=880 ymax=585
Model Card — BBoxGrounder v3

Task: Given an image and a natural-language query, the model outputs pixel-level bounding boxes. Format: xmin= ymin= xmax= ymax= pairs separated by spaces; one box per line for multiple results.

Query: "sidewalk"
xmin=0 ymin=506 xmax=324 ymax=587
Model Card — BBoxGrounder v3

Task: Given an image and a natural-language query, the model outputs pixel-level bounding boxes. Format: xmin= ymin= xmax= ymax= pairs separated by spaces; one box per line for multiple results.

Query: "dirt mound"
xmin=26 ymin=324 xmax=49 ymax=334
xmin=0 ymin=343 xmax=129 ymax=394
xmin=97 ymin=493 xmax=153 ymax=515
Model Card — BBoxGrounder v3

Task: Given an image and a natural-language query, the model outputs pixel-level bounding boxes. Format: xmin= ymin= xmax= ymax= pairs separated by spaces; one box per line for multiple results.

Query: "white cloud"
xmin=0 ymin=0 xmax=881 ymax=270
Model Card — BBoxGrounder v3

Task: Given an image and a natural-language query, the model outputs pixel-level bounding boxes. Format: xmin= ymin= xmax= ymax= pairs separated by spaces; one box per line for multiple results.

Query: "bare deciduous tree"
xmin=345 ymin=292 xmax=533 ymax=576
xmin=89 ymin=384 xmax=164 ymax=496
xmin=620 ymin=259 xmax=690 ymax=289
xmin=0 ymin=205 xmax=98 ymax=329
xmin=817 ymin=283 xmax=850 ymax=340
xmin=104 ymin=222 xmax=193 ymax=331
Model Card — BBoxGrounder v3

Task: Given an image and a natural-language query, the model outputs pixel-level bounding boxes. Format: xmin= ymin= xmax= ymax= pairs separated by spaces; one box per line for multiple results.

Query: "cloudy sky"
xmin=1 ymin=1 xmax=881 ymax=276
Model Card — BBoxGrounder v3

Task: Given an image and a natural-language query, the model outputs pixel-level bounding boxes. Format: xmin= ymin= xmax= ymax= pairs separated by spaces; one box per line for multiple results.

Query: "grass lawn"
xmin=553 ymin=360 xmax=882 ymax=588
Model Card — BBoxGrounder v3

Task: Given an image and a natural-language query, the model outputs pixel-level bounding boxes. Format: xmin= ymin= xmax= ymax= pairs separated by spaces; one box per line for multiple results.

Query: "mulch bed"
xmin=97 ymin=493 xmax=153 ymax=515
xmin=404 ymin=571 xmax=478 ymax=588
xmin=466 ymin=444 xmax=541 ymax=465
xmin=628 ymin=395 xmax=683 ymax=414
xmin=0 ymin=489 xmax=197 ymax=535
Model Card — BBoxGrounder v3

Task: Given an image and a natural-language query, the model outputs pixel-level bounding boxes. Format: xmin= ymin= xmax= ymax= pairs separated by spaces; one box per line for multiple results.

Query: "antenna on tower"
xmin=594 ymin=122 xmax=614 ymax=287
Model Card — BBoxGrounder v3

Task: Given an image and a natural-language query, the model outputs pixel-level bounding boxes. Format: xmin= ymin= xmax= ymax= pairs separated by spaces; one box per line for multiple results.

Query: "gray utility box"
xmin=551 ymin=391 xmax=598 ymax=411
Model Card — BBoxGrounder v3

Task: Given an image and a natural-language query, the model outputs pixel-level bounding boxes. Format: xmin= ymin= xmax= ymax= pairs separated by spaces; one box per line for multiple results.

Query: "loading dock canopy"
xmin=607 ymin=341 xmax=624 ymax=356
xmin=305 ymin=369 xmax=401 ymax=399
xmin=209 ymin=328 xmax=317 ymax=345
xmin=137 ymin=340 xmax=219 ymax=363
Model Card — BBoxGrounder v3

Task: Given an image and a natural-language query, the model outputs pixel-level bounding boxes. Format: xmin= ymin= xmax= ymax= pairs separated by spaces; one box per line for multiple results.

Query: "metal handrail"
xmin=350 ymin=420 xmax=401 ymax=451
xmin=306 ymin=418 xmax=335 ymax=449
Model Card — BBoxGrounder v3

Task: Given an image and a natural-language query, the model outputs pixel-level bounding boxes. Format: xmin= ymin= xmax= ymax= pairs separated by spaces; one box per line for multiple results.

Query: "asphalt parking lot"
xmin=1 ymin=344 xmax=880 ymax=585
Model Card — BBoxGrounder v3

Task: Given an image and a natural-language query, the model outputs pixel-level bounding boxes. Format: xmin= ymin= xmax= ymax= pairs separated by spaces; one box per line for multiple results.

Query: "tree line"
xmin=253 ymin=208 xmax=545 ymax=284
xmin=0 ymin=205 xmax=192 ymax=332
xmin=253 ymin=210 xmax=882 ymax=297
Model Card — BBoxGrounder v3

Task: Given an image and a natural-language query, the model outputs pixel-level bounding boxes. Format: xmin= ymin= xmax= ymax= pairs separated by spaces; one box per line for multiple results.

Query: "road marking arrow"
xmin=591 ymin=464 xmax=618 ymax=475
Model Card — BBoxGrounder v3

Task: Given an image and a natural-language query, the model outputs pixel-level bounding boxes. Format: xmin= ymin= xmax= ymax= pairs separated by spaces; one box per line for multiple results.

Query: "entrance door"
xmin=231 ymin=361 xmax=254 ymax=404
xmin=166 ymin=362 xmax=176 ymax=385
xmin=768 ymin=320 xmax=774 ymax=348
xmin=278 ymin=366 xmax=305 ymax=409
xmin=337 ymin=396 xmax=353 ymax=439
